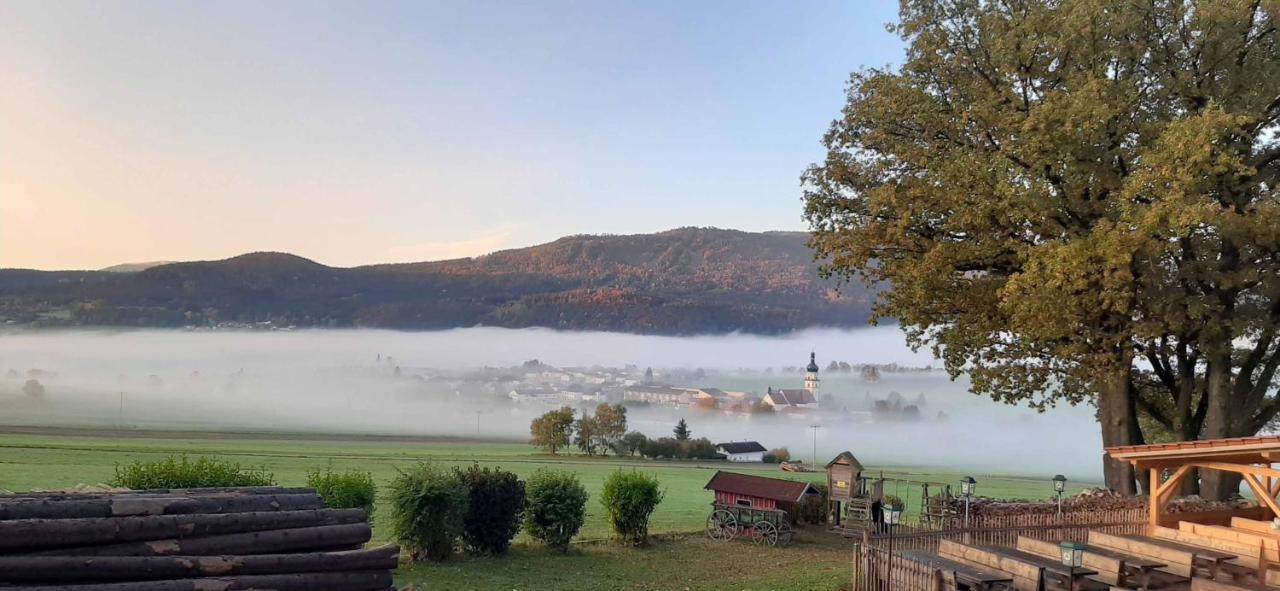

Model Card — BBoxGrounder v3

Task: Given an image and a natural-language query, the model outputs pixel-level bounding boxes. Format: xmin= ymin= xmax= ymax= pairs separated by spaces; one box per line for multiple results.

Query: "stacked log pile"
xmin=943 ymin=487 xmax=1249 ymax=517
xmin=0 ymin=486 xmax=398 ymax=590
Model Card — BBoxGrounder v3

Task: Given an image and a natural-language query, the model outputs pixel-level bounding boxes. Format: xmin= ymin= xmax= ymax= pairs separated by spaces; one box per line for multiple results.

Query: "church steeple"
xmin=804 ymin=352 xmax=820 ymax=395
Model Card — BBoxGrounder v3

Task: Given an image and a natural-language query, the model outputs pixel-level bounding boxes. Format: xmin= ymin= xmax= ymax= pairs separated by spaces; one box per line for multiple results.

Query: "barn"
xmin=703 ymin=471 xmax=821 ymax=517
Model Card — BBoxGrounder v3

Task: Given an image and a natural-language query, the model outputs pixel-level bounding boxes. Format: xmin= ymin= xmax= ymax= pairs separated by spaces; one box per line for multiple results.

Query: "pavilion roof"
xmin=1106 ymin=435 xmax=1280 ymax=466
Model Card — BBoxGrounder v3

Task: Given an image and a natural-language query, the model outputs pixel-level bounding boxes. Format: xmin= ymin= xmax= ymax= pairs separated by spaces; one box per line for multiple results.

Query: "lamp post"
xmin=960 ymin=476 xmax=976 ymax=529
xmin=883 ymin=502 xmax=903 ymax=590
xmin=809 ymin=424 xmax=821 ymax=467
xmin=1059 ymin=541 xmax=1085 ymax=591
xmin=1053 ymin=474 xmax=1068 ymax=517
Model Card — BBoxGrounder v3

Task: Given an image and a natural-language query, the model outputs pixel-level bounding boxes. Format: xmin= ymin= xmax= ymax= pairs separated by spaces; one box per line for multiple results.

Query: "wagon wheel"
xmin=706 ymin=509 xmax=739 ymax=541
xmin=776 ymin=521 xmax=794 ymax=546
xmin=752 ymin=520 xmax=779 ymax=546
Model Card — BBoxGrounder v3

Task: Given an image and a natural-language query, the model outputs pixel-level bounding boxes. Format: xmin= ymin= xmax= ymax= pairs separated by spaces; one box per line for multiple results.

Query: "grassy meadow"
xmin=0 ymin=427 xmax=1097 ymax=590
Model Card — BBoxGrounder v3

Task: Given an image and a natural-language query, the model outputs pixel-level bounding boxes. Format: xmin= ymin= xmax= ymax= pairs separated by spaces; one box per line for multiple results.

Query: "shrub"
xmin=388 ymin=463 xmax=467 ymax=562
xmin=641 ymin=437 xmax=681 ymax=459
xmin=762 ymin=448 xmax=791 ymax=464
xmin=600 ymin=471 xmax=664 ymax=546
xmin=796 ymin=483 xmax=828 ymax=524
xmin=112 ymin=455 xmax=275 ymax=489
xmin=455 ymin=464 xmax=525 ymax=555
xmin=682 ymin=437 xmax=719 ymax=460
xmin=305 ymin=467 xmax=376 ymax=516
xmin=523 ymin=469 xmax=588 ymax=552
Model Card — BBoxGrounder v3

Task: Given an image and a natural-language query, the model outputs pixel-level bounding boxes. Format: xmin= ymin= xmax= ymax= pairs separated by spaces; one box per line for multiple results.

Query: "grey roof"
xmin=715 ymin=441 xmax=767 ymax=454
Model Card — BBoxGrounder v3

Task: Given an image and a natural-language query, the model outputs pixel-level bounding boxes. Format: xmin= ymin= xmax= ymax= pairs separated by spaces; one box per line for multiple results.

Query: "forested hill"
xmin=0 ymin=228 xmax=876 ymax=334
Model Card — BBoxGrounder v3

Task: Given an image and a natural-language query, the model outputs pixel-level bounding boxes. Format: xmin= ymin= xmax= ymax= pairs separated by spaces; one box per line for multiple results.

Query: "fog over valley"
xmin=0 ymin=327 xmax=1103 ymax=481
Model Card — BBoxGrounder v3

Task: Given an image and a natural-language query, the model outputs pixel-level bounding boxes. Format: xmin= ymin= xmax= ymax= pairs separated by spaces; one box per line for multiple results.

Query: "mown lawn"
xmin=0 ymin=427 xmax=1098 ymax=590
xmin=394 ymin=536 xmax=853 ymax=591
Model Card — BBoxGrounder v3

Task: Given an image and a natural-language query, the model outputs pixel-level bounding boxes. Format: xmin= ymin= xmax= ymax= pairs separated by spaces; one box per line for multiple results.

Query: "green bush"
xmin=523 ymin=469 xmax=588 ymax=552
xmin=112 ymin=455 xmax=275 ymax=489
xmin=796 ymin=483 xmax=828 ymax=524
xmin=388 ymin=463 xmax=467 ymax=562
xmin=762 ymin=448 xmax=791 ymax=464
xmin=455 ymin=464 xmax=525 ymax=555
xmin=305 ymin=467 xmax=376 ymax=516
xmin=600 ymin=471 xmax=664 ymax=546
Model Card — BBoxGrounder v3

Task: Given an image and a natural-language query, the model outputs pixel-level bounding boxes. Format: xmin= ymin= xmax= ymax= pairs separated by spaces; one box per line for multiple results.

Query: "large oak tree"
xmin=805 ymin=0 xmax=1280 ymax=496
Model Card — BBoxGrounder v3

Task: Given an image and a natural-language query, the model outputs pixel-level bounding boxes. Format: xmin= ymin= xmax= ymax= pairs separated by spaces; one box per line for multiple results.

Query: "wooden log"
xmin=0 ymin=493 xmax=325 ymax=520
xmin=0 ymin=570 xmax=394 ymax=591
xmin=0 ymin=487 xmax=314 ymax=501
xmin=0 ymin=545 xmax=398 ymax=583
xmin=0 ymin=509 xmax=366 ymax=551
xmin=20 ymin=523 xmax=373 ymax=557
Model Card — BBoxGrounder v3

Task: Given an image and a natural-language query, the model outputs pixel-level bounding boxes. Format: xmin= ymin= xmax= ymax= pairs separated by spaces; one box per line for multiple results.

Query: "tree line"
xmin=530 ymin=409 xmax=720 ymax=460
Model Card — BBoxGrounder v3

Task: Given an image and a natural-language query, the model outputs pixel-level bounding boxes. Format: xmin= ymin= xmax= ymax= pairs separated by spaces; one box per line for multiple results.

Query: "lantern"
xmin=1059 ymin=541 xmax=1085 ymax=568
xmin=960 ymin=476 xmax=976 ymax=497
xmin=1052 ymin=474 xmax=1068 ymax=493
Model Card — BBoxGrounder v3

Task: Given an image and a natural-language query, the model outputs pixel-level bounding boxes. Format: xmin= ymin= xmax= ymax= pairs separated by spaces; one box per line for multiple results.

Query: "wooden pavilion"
xmin=1107 ymin=435 xmax=1280 ymax=528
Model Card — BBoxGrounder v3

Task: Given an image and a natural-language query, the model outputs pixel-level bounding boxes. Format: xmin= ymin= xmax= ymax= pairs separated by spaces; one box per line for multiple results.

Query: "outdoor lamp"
xmin=1059 ymin=541 xmax=1085 ymax=568
xmin=882 ymin=503 xmax=903 ymax=526
xmin=961 ymin=476 xmax=976 ymax=497
xmin=1053 ymin=474 xmax=1068 ymax=494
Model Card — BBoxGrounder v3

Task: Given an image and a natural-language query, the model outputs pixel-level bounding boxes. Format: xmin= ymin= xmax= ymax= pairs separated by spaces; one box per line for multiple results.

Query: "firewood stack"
xmin=0 ymin=486 xmax=398 ymax=590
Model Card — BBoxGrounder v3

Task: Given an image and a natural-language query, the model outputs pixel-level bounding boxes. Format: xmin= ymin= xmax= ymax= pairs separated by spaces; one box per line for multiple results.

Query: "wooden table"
xmin=1114 ymin=534 xmax=1239 ymax=579
xmin=982 ymin=546 xmax=1107 ymax=591
xmin=899 ymin=550 xmax=1014 ymax=590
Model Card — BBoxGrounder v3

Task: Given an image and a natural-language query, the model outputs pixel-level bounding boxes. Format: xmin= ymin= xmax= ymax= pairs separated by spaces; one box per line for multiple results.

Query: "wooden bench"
xmin=1016 ymin=536 xmax=1175 ymax=590
xmin=900 ymin=549 xmax=1014 ymax=590
xmin=1091 ymin=531 xmax=1238 ymax=580
xmin=938 ymin=539 xmax=1103 ymax=591
xmin=1154 ymin=525 xmax=1272 ymax=585
xmin=1189 ymin=578 xmax=1269 ymax=591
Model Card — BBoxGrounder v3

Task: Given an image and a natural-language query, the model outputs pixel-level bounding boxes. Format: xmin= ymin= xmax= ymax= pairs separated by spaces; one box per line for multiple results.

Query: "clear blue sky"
xmin=0 ymin=1 xmax=904 ymax=269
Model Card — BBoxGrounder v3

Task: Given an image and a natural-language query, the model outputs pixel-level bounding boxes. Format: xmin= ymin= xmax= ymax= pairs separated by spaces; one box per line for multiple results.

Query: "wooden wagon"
xmin=702 ymin=471 xmax=820 ymax=547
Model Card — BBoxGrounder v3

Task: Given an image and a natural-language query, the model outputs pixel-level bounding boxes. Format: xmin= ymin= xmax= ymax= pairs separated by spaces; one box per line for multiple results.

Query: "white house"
xmin=715 ymin=441 xmax=767 ymax=462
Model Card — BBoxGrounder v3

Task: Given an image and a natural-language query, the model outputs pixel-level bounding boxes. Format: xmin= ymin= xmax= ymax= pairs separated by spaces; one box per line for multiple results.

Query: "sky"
xmin=0 ymin=1 xmax=904 ymax=270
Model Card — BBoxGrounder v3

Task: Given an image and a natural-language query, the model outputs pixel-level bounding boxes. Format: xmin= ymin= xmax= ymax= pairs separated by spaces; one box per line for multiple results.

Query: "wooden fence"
xmin=850 ymin=508 xmax=1149 ymax=591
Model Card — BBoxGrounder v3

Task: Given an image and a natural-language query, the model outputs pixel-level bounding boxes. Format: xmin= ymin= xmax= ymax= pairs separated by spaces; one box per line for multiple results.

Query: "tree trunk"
xmin=0 ymin=545 xmax=398 ymax=583
xmin=1098 ymin=362 xmax=1142 ymax=495
xmin=0 ymin=493 xmax=324 ymax=520
xmin=1201 ymin=351 xmax=1243 ymax=500
xmin=1 ymin=571 xmax=394 ymax=591
xmin=0 ymin=509 xmax=366 ymax=551
xmin=22 ymin=523 xmax=373 ymax=557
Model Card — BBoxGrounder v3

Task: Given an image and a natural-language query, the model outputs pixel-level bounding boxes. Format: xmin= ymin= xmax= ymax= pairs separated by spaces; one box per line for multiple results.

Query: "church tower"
xmin=804 ymin=352 xmax=820 ymax=395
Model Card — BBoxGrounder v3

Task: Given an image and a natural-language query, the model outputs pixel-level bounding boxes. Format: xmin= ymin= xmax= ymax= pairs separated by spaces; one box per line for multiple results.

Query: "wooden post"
xmin=1149 ymin=466 xmax=1160 ymax=530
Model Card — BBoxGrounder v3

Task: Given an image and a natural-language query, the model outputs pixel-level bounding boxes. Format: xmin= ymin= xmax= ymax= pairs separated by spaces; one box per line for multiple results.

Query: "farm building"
xmin=714 ymin=441 xmax=767 ymax=462
xmin=704 ymin=471 xmax=820 ymax=517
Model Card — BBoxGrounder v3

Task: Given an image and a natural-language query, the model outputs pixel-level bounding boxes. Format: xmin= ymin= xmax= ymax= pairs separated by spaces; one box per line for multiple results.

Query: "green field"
xmin=0 ymin=428 xmax=1097 ymax=590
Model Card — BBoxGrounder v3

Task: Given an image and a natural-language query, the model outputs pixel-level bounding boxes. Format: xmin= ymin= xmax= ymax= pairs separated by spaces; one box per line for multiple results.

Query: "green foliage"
xmin=305 ymin=467 xmax=376 ymax=516
xmin=455 ymin=464 xmax=525 ymax=555
xmin=762 ymin=448 xmax=791 ymax=464
xmin=600 ymin=471 xmax=664 ymax=546
xmin=639 ymin=436 xmax=718 ymax=460
xmin=618 ymin=431 xmax=649 ymax=456
xmin=530 ymin=406 xmax=575 ymax=454
xmin=523 ymin=469 xmax=588 ymax=552
xmin=388 ymin=463 xmax=467 ymax=562
xmin=672 ymin=418 xmax=690 ymax=441
xmin=882 ymin=494 xmax=904 ymax=509
xmin=796 ymin=483 xmax=828 ymax=525
xmin=112 ymin=455 xmax=275 ymax=489
xmin=802 ymin=0 xmax=1280 ymax=496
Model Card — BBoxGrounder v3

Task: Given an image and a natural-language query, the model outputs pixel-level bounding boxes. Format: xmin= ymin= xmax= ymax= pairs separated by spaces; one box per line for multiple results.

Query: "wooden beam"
xmin=1192 ymin=462 xmax=1280 ymax=480
xmin=1157 ymin=465 xmax=1195 ymax=502
xmin=1242 ymin=474 xmax=1280 ymax=520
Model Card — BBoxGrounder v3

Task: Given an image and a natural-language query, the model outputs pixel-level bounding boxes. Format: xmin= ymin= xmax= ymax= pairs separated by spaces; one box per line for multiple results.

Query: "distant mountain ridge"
xmin=0 ymin=228 xmax=875 ymax=334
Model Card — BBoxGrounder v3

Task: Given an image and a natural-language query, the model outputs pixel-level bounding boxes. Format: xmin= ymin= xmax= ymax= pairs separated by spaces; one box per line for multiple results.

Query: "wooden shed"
xmin=703 ymin=471 xmax=820 ymax=518
xmin=825 ymin=451 xmax=865 ymax=502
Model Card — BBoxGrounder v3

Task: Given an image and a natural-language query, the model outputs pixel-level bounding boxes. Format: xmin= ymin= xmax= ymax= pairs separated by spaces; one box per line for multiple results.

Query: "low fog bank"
xmin=0 ymin=327 xmax=1102 ymax=481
